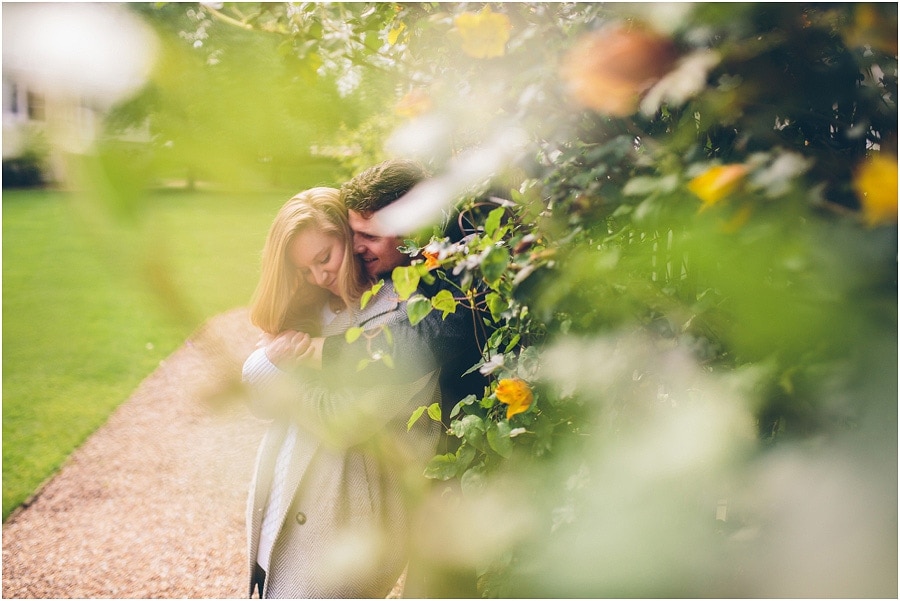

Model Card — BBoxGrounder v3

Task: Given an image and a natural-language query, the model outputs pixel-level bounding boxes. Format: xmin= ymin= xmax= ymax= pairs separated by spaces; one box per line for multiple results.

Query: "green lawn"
xmin=2 ymin=183 xmax=336 ymax=520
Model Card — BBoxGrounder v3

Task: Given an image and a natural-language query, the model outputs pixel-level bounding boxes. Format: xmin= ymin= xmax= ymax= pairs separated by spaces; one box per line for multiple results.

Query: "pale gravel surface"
xmin=2 ymin=308 xmax=267 ymax=599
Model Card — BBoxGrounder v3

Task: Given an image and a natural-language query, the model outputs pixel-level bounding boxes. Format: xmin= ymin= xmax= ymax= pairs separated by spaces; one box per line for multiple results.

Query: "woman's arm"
xmin=259 ymin=330 xmax=325 ymax=370
xmin=242 ymin=345 xmax=440 ymax=448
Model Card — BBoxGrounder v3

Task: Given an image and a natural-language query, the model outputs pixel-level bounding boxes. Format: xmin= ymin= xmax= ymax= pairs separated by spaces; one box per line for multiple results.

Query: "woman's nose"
xmin=311 ymin=266 xmax=329 ymax=286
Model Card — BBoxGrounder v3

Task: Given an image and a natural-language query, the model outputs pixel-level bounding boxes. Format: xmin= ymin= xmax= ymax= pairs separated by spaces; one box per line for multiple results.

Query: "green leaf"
xmin=480 ymin=395 xmax=496 ymax=409
xmin=623 ymin=175 xmax=662 ymax=196
xmin=451 ymin=415 xmax=487 ymax=450
xmin=484 ymin=206 xmax=505 ymax=238
xmin=487 ymin=420 xmax=513 ymax=458
xmin=450 ymin=394 xmax=477 ymax=419
xmin=457 ymin=443 xmax=476 ymax=467
xmin=406 ymin=294 xmax=433 ymax=325
xmin=356 ymin=358 xmax=370 ymax=371
xmin=503 ymin=333 xmax=521 ymax=353
xmin=344 ymin=326 xmax=364 ymax=344
xmin=407 ymin=405 xmax=427 ymax=431
xmin=431 ymin=289 xmax=457 ymax=318
xmin=427 ymin=402 xmax=442 ymax=422
xmin=360 ymin=279 xmax=384 ymax=309
xmin=381 ymin=354 xmax=395 ymax=369
xmin=392 ymin=265 xmax=420 ymax=300
xmin=486 ymin=292 xmax=508 ymax=321
xmin=487 ymin=327 xmax=504 ymax=351
xmin=460 ymin=464 xmax=487 ymax=495
xmin=399 ymin=239 xmax=420 ymax=255
xmin=480 ymin=245 xmax=509 ymax=285
xmin=424 ymin=453 xmax=459 ymax=480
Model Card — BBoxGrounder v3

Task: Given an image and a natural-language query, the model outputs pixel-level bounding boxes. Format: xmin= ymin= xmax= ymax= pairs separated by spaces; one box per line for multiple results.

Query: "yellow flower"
xmin=387 ymin=21 xmax=407 ymax=46
xmin=395 ymin=88 xmax=432 ymax=118
xmin=561 ymin=24 xmax=678 ymax=116
xmin=496 ymin=378 xmax=533 ymax=420
xmin=454 ymin=6 xmax=512 ymax=59
xmin=687 ymin=164 xmax=749 ymax=207
xmin=854 ymin=155 xmax=898 ymax=227
xmin=843 ymin=4 xmax=898 ymax=55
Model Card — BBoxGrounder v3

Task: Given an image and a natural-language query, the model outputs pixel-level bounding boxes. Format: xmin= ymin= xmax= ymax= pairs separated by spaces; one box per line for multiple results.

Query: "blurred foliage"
xmin=104 ymin=2 xmax=391 ymax=191
xmin=133 ymin=2 xmax=896 ymax=597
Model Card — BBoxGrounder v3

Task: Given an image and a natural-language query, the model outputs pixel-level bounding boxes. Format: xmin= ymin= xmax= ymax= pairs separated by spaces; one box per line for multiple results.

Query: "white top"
xmin=255 ymin=303 xmax=338 ymax=570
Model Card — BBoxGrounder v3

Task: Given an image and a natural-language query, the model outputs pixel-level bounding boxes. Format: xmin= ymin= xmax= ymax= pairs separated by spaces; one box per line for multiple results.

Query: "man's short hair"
xmin=340 ymin=159 xmax=428 ymax=214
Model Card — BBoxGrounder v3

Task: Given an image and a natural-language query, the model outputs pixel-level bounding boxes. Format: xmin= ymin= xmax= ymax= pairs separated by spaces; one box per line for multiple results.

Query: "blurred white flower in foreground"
xmin=376 ymin=125 xmax=528 ymax=235
xmin=3 ymin=3 xmax=157 ymax=106
xmin=640 ymin=50 xmax=720 ymax=116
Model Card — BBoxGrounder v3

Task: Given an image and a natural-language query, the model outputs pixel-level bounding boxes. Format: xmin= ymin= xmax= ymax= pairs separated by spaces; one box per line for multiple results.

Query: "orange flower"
xmin=395 ymin=88 xmax=432 ymax=118
xmin=561 ymin=24 xmax=678 ymax=116
xmin=496 ymin=378 xmax=533 ymax=420
xmin=687 ymin=164 xmax=749 ymax=207
xmin=853 ymin=155 xmax=898 ymax=227
xmin=422 ymin=250 xmax=441 ymax=270
xmin=454 ymin=6 xmax=512 ymax=59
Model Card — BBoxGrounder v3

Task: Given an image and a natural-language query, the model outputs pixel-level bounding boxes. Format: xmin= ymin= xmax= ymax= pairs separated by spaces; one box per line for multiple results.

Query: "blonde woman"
xmin=241 ymin=188 xmax=442 ymax=598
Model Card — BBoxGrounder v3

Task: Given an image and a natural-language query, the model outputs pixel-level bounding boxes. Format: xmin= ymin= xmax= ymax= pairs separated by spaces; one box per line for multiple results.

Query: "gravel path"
xmin=2 ymin=308 xmax=267 ymax=598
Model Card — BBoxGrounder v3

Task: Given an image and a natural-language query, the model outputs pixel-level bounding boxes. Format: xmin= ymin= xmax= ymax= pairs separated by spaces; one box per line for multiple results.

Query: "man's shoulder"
xmin=356 ymin=280 xmax=402 ymax=328
xmin=418 ymin=267 xmax=460 ymax=296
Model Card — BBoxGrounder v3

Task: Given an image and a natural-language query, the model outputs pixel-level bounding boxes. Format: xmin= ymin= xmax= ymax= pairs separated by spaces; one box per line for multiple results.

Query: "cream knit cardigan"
xmin=242 ymin=282 xmax=442 ymax=598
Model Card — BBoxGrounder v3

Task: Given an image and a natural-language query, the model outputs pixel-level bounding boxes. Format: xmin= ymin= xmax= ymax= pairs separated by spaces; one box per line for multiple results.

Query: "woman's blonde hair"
xmin=249 ymin=187 xmax=369 ymax=335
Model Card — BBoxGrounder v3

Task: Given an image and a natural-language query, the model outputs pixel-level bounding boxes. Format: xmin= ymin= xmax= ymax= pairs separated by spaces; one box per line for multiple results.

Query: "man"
xmin=331 ymin=158 xmax=486 ymax=598
xmin=324 ymin=158 xmax=488 ymax=417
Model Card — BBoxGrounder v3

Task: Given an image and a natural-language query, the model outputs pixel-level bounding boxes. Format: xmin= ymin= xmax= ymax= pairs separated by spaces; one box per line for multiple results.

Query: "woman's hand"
xmin=264 ymin=330 xmax=324 ymax=370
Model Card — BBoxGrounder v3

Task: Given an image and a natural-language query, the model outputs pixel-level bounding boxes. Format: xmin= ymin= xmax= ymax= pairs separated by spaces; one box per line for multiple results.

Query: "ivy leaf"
xmin=450 ymin=394 xmax=477 ymax=419
xmin=460 ymin=463 xmax=487 ymax=495
xmin=344 ymin=326 xmax=364 ymax=344
xmin=427 ymin=402 xmax=442 ymax=422
xmin=623 ymin=175 xmax=663 ymax=196
xmin=486 ymin=292 xmax=508 ymax=321
xmin=504 ymin=333 xmax=521 ymax=353
xmin=431 ymin=289 xmax=457 ymax=318
xmin=399 ymin=238 xmax=420 ymax=255
xmin=487 ymin=419 xmax=513 ymax=458
xmin=451 ymin=414 xmax=486 ymax=443
xmin=407 ymin=405 xmax=427 ymax=431
xmin=425 ymin=445 xmax=475 ymax=480
xmin=424 ymin=453 xmax=459 ymax=480
xmin=480 ymin=245 xmax=509 ymax=285
xmin=457 ymin=443 xmax=476 ymax=469
xmin=407 ymin=294 xmax=433 ymax=325
xmin=486 ymin=327 xmax=505 ymax=351
xmin=484 ymin=206 xmax=505 ymax=238
xmin=360 ymin=279 xmax=384 ymax=309
xmin=393 ymin=265 xmax=420 ymax=300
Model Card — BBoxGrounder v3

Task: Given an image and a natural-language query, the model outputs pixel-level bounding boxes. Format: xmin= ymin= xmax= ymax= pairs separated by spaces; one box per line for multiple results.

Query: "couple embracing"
xmin=241 ymin=159 xmax=484 ymax=598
